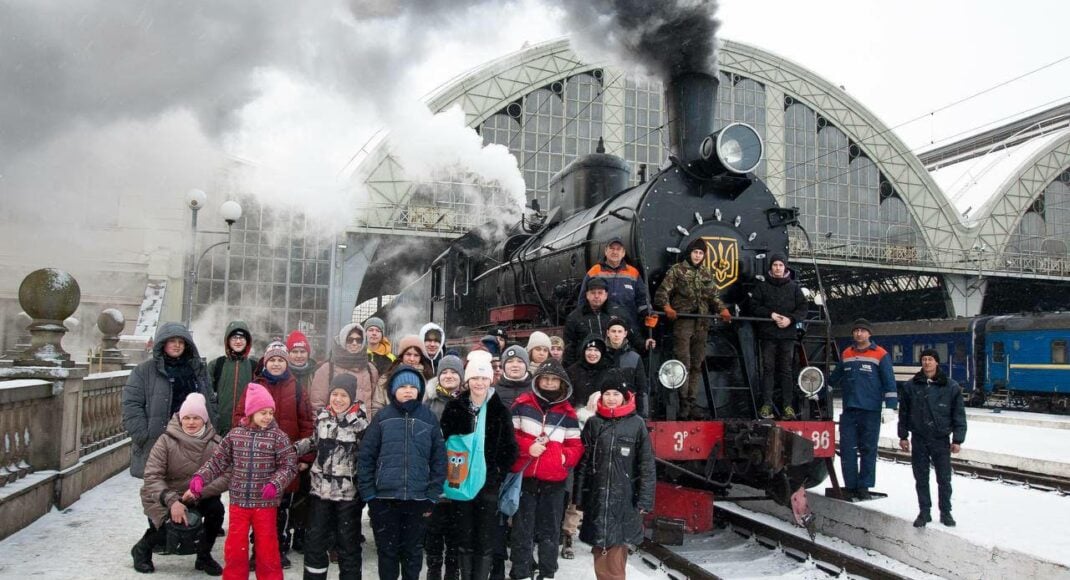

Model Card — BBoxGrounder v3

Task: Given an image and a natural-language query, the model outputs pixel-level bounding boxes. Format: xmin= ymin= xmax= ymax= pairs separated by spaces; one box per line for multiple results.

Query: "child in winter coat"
xmin=293 ymin=374 xmax=370 ymax=580
xmin=509 ymin=359 xmax=584 ymax=580
xmin=576 ymin=370 xmax=656 ymax=580
xmin=358 ymin=364 xmax=447 ymax=580
xmin=134 ymin=393 xmax=228 ymax=575
xmin=190 ymin=383 xmax=298 ymax=580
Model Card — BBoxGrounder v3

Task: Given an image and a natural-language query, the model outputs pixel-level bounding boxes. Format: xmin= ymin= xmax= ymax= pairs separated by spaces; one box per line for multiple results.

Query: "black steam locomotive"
xmin=376 ymin=72 xmax=835 ymax=528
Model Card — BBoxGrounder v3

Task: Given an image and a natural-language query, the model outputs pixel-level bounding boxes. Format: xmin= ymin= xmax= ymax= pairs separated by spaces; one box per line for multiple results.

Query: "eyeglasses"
xmin=346 ymin=336 xmax=363 ymax=344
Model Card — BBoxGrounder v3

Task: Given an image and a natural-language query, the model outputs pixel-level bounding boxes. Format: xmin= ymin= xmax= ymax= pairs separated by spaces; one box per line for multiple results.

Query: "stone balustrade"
xmin=79 ymin=371 xmax=129 ymax=457
xmin=0 ymin=379 xmax=52 ymax=488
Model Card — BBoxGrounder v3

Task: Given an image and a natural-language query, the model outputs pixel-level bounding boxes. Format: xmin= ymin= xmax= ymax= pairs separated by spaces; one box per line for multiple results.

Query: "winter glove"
xmin=261 ymin=483 xmax=278 ymax=500
xmin=663 ymin=305 xmax=678 ymax=321
xmin=188 ymin=475 xmax=204 ymax=497
xmin=719 ymin=308 xmax=732 ymax=323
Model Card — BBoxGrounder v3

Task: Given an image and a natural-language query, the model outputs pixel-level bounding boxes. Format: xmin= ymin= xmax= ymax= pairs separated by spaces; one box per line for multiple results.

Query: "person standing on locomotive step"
xmin=208 ymin=321 xmax=260 ymax=435
xmin=293 ymin=374 xmax=370 ymax=580
xmin=423 ymin=354 xmax=465 ymax=580
xmin=575 ymin=236 xmax=655 ymax=340
xmin=603 ymin=317 xmax=650 ymax=418
xmin=653 ymin=238 xmax=732 ymax=420
xmin=365 ymin=317 xmax=396 ymax=376
xmin=310 ymin=322 xmax=379 ymax=414
xmin=745 ymin=253 xmax=809 ymax=420
xmin=440 ymin=358 xmax=519 ymax=580
xmin=495 ymin=345 xmax=532 ymax=408
xmin=190 ymin=383 xmax=298 ymax=580
xmin=236 ymin=341 xmax=315 ymax=569
xmin=133 ymin=393 xmax=228 ymax=576
xmin=371 ymin=335 xmax=434 ymax=418
xmin=899 ymin=349 xmax=967 ymax=528
xmin=563 ymin=277 xmax=636 ymax=368
xmin=576 ymin=370 xmax=656 ymax=580
xmin=421 ymin=322 xmax=447 ymax=375
xmin=509 ymin=359 xmax=584 ymax=580
xmin=525 ymin=331 xmax=552 ymax=376
xmin=358 ymin=364 xmax=448 ymax=580
xmin=124 ymin=322 xmax=217 ymax=479
xmin=829 ymin=319 xmax=897 ymax=501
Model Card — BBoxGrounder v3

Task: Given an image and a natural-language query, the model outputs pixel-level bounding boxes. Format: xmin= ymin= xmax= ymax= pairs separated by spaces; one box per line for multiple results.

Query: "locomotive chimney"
xmin=664 ymin=72 xmax=719 ymax=170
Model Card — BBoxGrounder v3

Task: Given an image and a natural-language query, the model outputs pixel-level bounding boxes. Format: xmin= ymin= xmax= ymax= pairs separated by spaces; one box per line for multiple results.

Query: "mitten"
xmin=261 ymin=483 xmax=278 ymax=500
xmin=188 ymin=475 xmax=204 ymax=496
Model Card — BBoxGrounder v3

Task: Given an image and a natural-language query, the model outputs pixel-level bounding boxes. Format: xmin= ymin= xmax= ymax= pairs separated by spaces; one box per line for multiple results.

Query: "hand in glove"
xmin=663 ymin=305 xmax=678 ymax=321
xmin=719 ymin=308 xmax=732 ymax=323
xmin=188 ymin=475 xmax=204 ymax=497
xmin=261 ymin=483 xmax=278 ymax=500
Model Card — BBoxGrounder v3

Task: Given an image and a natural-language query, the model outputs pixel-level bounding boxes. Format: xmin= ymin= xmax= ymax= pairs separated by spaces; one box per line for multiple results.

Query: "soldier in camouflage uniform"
xmin=654 ymin=238 xmax=732 ymax=419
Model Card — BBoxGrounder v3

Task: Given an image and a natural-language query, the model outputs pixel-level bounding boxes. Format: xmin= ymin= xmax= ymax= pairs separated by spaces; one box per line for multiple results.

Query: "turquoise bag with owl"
xmin=443 ymin=400 xmax=488 ymax=501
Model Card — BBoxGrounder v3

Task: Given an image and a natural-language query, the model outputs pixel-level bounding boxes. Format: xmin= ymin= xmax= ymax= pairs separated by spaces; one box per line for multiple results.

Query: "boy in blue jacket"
xmin=829 ymin=318 xmax=897 ymax=500
xmin=358 ymin=364 xmax=446 ymax=580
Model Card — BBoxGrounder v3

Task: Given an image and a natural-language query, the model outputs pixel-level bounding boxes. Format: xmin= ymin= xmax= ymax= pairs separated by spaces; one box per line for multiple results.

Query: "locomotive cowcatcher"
xmin=375 ymin=69 xmax=837 ymax=535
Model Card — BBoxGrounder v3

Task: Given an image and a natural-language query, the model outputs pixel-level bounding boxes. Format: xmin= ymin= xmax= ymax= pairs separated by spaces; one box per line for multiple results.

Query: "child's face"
xmin=550 ymin=345 xmax=564 ymax=360
xmin=252 ymin=408 xmax=275 ymax=428
xmin=289 ymin=347 xmax=309 ymax=366
xmin=529 ymin=346 xmax=549 ymax=364
xmin=584 ymin=346 xmax=602 ymax=364
xmin=424 ymin=338 xmax=441 ymax=357
xmin=601 ymin=390 xmax=624 ymax=408
xmin=606 ymin=326 xmax=627 ymax=348
xmin=227 ymin=334 xmax=247 ymax=354
xmin=467 ymin=376 xmax=491 ymax=397
xmin=438 ymin=369 xmax=461 ymax=390
xmin=504 ymin=358 xmax=526 ymax=379
xmin=538 ymin=375 xmax=562 ymax=392
xmin=395 ymin=385 xmax=419 ymax=403
xmin=402 ymin=348 xmax=422 ymax=366
xmin=265 ymin=356 xmax=288 ymax=375
xmin=329 ymin=389 xmax=352 ymax=414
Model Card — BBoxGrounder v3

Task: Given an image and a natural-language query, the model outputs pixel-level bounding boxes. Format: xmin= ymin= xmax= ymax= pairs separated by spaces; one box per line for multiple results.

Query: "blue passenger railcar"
xmin=983 ymin=313 xmax=1070 ymax=397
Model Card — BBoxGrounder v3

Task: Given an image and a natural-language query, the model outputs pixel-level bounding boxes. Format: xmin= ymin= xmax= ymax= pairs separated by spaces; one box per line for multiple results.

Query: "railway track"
xmin=637 ymin=506 xmax=915 ymax=579
xmin=876 ymin=449 xmax=1070 ymax=494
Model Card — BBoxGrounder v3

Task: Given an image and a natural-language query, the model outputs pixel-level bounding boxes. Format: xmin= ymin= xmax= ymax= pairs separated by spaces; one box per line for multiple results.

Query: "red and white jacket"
xmin=510 ymin=391 xmax=584 ymax=482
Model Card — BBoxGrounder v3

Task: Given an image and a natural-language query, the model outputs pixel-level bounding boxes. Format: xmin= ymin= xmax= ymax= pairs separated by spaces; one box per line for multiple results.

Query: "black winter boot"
xmin=913 ymin=512 xmax=931 ymax=528
xmin=426 ymin=560 xmax=443 ymax=580
xmin=472 ymin=555 xmax=494 ymax=580
xmin=489 ymin=556 xmax=505 ymax=580
xmin=457 ymin=554 xmax=473 ymax=580
xmin=195 ymin=553 xmax=223 ymax=576
xmin=940 ymin=512 xmax=956 ymax=527
xmin=131 ymin=529 xmax=156 ymax=574
xmin=444 ymin=554 xmax=460 ymax=580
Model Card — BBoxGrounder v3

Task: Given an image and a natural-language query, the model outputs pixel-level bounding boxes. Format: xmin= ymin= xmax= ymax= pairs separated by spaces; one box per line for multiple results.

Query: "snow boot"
xmin=913 ymin=512 xmax=931 ymax=528
xmin=195 ymin=553 xmax=223 ymax=576
xmin=758 ymin=404 xmax=774 ymax=419
xmin=560 ymin=534 xmax=574 ymax=559
xmin=280 ymin=551 xmax=292 ymax=569
xmin=445 ymin=555 xmax=460 ymax=580
xmin=782 ymin=406 xmax=796 ymax=420
xmin=940 ymin=512 xmax=956 ymax=527
xmin=131 ymin=530 xmax=156 ymax=574
xmin=427 ymin=560 xmax=443 ymax=580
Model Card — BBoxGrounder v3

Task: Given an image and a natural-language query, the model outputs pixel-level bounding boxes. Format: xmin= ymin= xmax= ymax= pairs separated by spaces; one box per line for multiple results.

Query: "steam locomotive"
xmin=376 ymin=71 xmax=836 ymax=531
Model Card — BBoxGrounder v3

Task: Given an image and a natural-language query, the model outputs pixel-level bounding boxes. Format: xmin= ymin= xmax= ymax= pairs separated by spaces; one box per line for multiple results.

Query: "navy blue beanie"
xmin=390 ymin=369 xmax=422 ymax=396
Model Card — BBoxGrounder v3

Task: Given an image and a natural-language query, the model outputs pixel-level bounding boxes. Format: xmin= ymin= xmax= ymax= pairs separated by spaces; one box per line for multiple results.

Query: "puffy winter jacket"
xmin=576 ymin=395 xmax=656 ymax=548
xmin=563 ymin=302 xmax=641 ymax=367
xmin=440 ymin=390 xmax=518 ymax=493
xmin=208 ymin=320 xmax=259 ymax=434
xmin=234 ymin=371 xmax=314 ymax=491
xmin=653 ymin=260 xmax=726 ymax=316
xmin=605 ymin=342 xmax=649 ymax=417
xmin=510 ymin=391 xmax=583 ymax=483
xmin=123 ymin=322 xmax=216 ymax=478
xmin=196 ymin=419 xmax=297 ymax=509
xmin=357 ymin=366 xmax=447 ymax=503
xmin=745 ymin=274 xmax=809 ymax=340
xmin=576 ymin=260 xmax=653 ymax=330
xmin=294 ymin=404 xmax=369 ymax=501
xmin=140 ymin=415 xmax=229 ymax=528
xmin=494 ymin=374 xmax=531 ymax=409
xmin=898 ymin=369 xmax=967 ymax=444
xmin=830 ymin=343 xmax=898 ymax=411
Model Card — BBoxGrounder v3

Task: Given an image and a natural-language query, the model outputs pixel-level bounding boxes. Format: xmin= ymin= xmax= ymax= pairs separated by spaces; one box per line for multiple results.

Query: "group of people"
xmin=122 ymin=308 xmax=655 ymax=580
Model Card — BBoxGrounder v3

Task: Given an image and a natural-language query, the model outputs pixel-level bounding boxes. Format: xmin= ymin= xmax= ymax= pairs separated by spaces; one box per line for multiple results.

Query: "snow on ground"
xmin=0 ymin=473 xmax=661 ymax=580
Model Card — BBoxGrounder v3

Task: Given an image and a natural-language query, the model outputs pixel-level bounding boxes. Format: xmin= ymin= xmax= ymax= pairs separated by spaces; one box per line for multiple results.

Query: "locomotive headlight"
xmin=700 ymin=122 xmax=764 ymax=175
xmin=658 ymin=360 xmax=688 ymax=390
xmin=797 ymin=366 xmax=825 ymax=398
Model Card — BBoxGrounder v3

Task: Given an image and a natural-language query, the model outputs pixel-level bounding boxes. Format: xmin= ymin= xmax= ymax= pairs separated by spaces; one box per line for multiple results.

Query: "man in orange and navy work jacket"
xmin=576 ymin=236 xmax=653 ymax=338
xmin=829 ymin=318 xmax=897 ymax=501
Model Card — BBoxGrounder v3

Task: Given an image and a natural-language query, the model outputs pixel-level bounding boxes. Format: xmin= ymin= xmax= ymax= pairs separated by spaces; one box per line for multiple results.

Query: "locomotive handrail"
xmin=651 ymin=310 xmax=822 ymax=325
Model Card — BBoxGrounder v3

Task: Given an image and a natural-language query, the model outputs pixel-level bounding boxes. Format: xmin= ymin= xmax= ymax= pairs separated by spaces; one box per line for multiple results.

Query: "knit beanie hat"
xmin=479 ymin=335 xmax=500 ymax=357
xmin=464 ymin=359 xmax=494 ymax=382
xmin=178 ymin=392 xmax=210 ymax=423
xmin=769 ymin=253 xmax=788 ymax=266
xmin=502 ymin=345 xmax=529 ymax=367
xmin=389 ymin=365 xmax=424 ymax=397
xmin=286 ymin=330 xmax=311 ymax=356
xmin=598 ymin=369 xmax=632 ymax=396
xmin=364 ymin=317 xmax=385 ymax=332
xmin=606 ymin=316 xmax=628 ymax=332
xmin=686 ymin=238 xmax=707 ymax=253
xmin=264 ymin=341 xmax=288 ymax=361
xmin=852 ymin=318 xmax=874 ymax=334
xmin=467 ymin=349 xmax=493 ymax=366
xmin=438 ymin=354 xmax=464 ymax=380
xmin=526 ymin=331 xmax=551 ymax=352
xmin=582 ymin=335 xmax=607 ymax=358
xmin=549 ymin=335 xmax=565 ymax=348
xmin=919 ymin=348 xmax=940 ymax=363
xmin=330 ymin=373 xmax=359 ymax=402
xmin=244 ymin=383 xmax=276 ymax=416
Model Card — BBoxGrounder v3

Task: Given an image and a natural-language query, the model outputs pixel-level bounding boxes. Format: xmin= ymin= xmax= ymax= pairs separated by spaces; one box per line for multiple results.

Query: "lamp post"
xmin=181 ymin=190 xmax=243 ymax=328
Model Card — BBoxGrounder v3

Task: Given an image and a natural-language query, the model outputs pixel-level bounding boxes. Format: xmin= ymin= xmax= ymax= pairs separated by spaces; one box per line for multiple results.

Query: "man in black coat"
xmin=899 ymin=349 xmax=967 ymax=528
xmin=563 ymin=277 xmax=639 ymax=368
xmin=745 ymin=253 xmax=809 ymax=419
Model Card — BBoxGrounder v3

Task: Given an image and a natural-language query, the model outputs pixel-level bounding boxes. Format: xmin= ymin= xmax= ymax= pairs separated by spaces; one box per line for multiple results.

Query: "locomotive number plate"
xmin=778 ymin=421 xmax=836 ymax=458
xmin=648 ymin=421 xmax=725 ymax=460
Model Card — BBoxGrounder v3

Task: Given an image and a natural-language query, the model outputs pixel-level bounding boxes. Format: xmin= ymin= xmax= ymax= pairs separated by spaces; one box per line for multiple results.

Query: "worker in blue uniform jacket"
xmin=829 ymin=318 xmax=897 ymax=500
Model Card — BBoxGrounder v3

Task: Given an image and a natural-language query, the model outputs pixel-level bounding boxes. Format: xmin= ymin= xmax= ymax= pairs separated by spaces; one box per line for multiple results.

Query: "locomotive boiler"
xmin=376 ymin=70 xmax=836 ymax=530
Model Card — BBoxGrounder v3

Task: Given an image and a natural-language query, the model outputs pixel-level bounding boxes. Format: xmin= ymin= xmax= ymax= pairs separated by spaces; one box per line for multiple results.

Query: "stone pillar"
xmin=944 ymin=274 xmax=987 ymax=318
xmin=94 ymin=309 xmax=128 ymax=372
xmin=0 ymin=366 xmax=88 ymax=472
xmin=13 ymin=268 xmax=81 ymax=368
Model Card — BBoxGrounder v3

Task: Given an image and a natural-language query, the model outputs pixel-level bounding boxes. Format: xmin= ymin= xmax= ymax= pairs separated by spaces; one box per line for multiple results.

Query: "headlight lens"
xmin=797 ymin=366 xmax=825 ymax=397
xmin=658 ymin=360 xmax=688 ymax=390
xmin=701 ymin=122 xmax=763 ymax=174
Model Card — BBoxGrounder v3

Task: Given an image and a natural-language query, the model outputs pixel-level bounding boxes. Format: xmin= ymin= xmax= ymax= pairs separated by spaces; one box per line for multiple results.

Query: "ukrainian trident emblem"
xmin=702 ymin=237 xmax=739 ymax=290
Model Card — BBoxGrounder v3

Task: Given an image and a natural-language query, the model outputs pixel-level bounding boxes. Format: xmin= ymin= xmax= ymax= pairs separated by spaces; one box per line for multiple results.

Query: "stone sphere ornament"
xmin=18 ymin=268 xmax=81 ymax=322
xmin=97 ymin=309 xmax=125 ymax=336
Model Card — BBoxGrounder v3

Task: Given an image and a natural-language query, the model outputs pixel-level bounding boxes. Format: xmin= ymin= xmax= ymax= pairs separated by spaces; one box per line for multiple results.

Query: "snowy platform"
xmin=0 ymin=473 xmax=662 ymax=579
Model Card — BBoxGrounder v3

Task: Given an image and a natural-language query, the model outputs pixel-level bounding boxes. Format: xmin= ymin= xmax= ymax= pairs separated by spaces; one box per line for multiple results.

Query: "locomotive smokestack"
xmin=665 ymin=72 xmax=719 ymax=169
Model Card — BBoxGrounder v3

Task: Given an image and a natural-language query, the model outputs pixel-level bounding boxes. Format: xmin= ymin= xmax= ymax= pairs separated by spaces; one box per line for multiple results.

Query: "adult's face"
xmin=401 ymin=348 xmax=422 ymax=366
xmin=689 ymin=248 xmax=705 ymax=266
xmin=164 ymin=337 xmax=186 ymax=358
xmin=289 ymin=347 xmax=309 ymax=366
xmin=770 ymin=261 xmax=787 ymax=277
xmin=852 ymin=328 xmax=871 ymax=345
xmin=366 ymin=326 xmax=382 ymax=345
xmin=504 ymin=358 xmax=527 ymax=380
xmin=604 ymin=242 xmax=626 ymax=267
xmin=529 ymin=347 xmax=549 ymax=365
xmin=606 ymin=326 xmax=627 ymax=348
xmin=345 ymin=330 xmax=364 ymax=354
xmin=586 ymin=288 xmax=608 ymax=309
xmin=921 ymin=355 xmax=938 ymax=375
xmin=227 ymin=334 xmax=247 ymax=354
xmin=180 ymin=415 xmax=205 ymax=435
xmin=424 ymin=338 xmax=441 ymax=357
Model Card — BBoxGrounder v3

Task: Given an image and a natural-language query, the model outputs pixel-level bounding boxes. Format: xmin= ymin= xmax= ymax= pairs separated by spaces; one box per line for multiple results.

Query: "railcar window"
xmin=892 ymin=344 xmax=904 ymax=363
xmin=954 ymin=342 xmax=967 ymax=361
xmin=1053 ymin=340 xmax=1068 ymax=364
xmin=431 ymin=265 xmax=445 ymax=300
xmin=935 ymin=344 xmax=949 ymax=364
xmin=993 ymin=341 xmax=1005 ymax=363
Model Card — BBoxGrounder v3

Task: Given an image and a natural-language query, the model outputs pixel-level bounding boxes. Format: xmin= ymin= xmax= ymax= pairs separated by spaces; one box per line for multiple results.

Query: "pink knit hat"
xmin=244 ymin=383 xmax=276 ymax=417
xmin=178 ymin=392 xmax=210 ymax=423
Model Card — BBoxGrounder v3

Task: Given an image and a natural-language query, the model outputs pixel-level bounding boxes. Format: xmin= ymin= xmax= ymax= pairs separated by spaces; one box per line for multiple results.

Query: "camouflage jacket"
xmin=654 ymin=261 xmax=725 ymax=316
